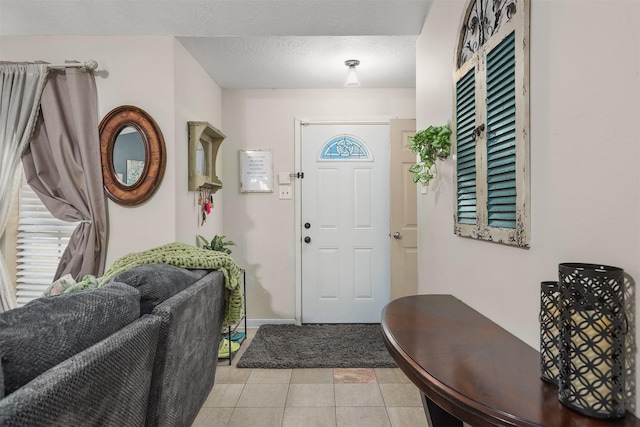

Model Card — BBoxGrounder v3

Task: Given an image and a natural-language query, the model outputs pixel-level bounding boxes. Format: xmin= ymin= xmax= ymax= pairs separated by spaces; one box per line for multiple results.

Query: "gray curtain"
xmin=0 ymin=63 xmax=48 ymax=312
xmin=22 ymin=66 xmax=108 ymax=281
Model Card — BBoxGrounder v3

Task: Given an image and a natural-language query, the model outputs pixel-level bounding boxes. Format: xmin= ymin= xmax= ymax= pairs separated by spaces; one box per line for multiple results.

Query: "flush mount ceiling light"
xmin=344 ymin=59 xmax=360 ymax=87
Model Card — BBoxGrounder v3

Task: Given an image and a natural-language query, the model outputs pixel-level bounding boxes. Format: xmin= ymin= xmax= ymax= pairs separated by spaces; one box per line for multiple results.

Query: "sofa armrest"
xmin=146 ymin=270 xmax=226 ymax=427
xmin=0 ymin=315 xmax=161 ymax=427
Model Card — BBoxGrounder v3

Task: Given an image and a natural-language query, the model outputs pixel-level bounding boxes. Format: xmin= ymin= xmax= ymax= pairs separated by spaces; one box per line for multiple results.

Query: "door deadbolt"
xmin=304 ymin=222 xmax=311 ymax=229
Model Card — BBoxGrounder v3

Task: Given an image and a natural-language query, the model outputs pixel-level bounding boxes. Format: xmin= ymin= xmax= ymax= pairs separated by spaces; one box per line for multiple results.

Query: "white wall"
xmin=0 ymin=36 xmax=225 ymax=266
xmin=221 ymin=89 xmax=416 ymax=322
xmin=417 ymin=0 xmax=640 ymax=411
xmin=173 ymin=39 xmax=225 ymax=245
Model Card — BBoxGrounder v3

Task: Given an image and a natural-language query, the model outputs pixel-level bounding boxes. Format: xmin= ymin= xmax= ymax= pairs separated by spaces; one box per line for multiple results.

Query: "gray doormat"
xmin=236 ymin=324 xmax=397 ymax=368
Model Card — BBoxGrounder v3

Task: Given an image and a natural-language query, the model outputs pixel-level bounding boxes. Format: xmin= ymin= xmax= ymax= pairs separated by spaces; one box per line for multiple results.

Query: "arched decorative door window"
xmin=319 ymin=135 xmax=372 ymax=161
xmin=453 ymin=0 xmax=530 ymax=247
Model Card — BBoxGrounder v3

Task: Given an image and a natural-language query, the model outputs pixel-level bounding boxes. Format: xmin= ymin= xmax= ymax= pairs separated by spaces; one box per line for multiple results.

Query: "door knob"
xmin=393 ymin=232 xmax=402 ymax=239
xmin=304 ymin=236 xmax=311 ymax=244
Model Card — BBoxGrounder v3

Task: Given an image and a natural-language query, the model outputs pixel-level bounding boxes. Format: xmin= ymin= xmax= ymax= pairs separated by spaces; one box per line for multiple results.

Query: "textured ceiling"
xmin=0 ymin=0 xmax=433 ymax=89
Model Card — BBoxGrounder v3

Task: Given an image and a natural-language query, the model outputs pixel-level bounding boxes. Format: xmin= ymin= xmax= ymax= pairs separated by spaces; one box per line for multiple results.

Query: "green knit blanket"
xmin=100 ymin=242 xmax=243 ymax=326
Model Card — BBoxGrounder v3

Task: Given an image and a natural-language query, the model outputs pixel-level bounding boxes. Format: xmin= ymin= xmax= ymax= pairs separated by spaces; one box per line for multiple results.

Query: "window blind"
xmin=16 ymin=181 xmax=78 ymax=306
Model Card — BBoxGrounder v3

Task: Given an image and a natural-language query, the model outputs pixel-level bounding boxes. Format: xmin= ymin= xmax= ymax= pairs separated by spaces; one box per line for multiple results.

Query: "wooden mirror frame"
xmin=99 ymin=105 xmax=166 ymax=206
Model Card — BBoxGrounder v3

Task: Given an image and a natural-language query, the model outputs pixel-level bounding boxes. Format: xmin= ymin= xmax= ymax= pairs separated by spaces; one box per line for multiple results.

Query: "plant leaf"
xmin=409 ymin=163 xmax=423 ymax=173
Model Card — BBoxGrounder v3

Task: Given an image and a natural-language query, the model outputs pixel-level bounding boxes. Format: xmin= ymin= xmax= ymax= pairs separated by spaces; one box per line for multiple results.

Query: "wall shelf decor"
xmin=188 ymin=121 xmax=225 ymax=192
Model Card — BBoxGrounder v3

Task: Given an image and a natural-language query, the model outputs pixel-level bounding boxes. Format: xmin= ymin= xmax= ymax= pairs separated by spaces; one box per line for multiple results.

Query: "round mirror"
xmin=99 ymin=105 xmax=166 ymax=206
xmin=195 ymin=141 xmax=207 ymax=176
xmin=112 ymin=126 xmax=145 ymax=186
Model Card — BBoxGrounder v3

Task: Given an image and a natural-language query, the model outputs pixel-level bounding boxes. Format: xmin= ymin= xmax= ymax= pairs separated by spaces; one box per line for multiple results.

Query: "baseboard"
xmin=246 ymin=318 xmax=297 ymax=328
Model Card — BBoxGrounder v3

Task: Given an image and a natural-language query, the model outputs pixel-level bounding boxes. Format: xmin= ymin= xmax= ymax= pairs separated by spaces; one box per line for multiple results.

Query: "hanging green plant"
xmin=408 ymin=124 xmax=452 ymax=187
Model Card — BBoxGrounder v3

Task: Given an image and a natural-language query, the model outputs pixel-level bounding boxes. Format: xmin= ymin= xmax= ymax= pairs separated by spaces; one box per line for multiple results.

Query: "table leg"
xmin=421 ymin=392 xmax=463 ymax=427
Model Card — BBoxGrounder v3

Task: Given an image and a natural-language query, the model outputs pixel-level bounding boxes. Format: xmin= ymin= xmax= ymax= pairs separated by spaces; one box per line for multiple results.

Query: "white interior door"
xmin=390 ymin=119 xmax=417 ymax=299
xmin=301 ymin=123 xmax=390 ymax=323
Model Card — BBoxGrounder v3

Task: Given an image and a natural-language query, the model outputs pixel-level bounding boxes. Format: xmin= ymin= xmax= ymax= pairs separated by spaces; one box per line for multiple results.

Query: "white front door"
xmin=301 ymin=122 xmax=390 ymax=323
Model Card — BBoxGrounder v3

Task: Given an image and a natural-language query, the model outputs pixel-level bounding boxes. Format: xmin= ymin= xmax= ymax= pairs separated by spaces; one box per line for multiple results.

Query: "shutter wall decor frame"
xmin=453 ymin=0 xmax=530 ymax=247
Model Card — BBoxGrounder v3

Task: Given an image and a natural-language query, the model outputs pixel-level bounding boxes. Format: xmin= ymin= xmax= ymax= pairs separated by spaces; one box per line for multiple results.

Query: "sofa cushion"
xmin=109 ymin=264 xmax=209 ymax=315
xmin=0 ymin=281 xmax=140 ymax=395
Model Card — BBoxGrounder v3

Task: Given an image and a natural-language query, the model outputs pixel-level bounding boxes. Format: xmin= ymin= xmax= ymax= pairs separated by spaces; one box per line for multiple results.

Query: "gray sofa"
xmin=0 ymin=264 xmax=226 ymax=427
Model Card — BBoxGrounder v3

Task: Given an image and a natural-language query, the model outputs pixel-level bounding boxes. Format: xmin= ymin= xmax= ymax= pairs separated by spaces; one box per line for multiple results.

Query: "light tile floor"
xmin=192 ymin=328 xmax=429 ymax=427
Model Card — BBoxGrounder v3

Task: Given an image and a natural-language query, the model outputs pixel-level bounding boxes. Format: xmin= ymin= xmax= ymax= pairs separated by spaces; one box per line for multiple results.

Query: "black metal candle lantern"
xmin=558 ymin=263 xmax=626 ymax=419
xmin=540 ymin=281 xmax=561 ymax=385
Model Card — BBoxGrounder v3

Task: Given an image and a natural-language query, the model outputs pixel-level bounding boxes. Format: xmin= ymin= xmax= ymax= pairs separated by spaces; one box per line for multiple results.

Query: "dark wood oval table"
xmin=381 ymin=294 xmax=640 ymax=427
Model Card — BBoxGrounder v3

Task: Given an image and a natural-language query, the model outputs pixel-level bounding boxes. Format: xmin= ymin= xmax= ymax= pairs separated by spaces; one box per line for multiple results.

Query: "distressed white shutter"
xmin=453 ymin=0 xmax=529 ymax=247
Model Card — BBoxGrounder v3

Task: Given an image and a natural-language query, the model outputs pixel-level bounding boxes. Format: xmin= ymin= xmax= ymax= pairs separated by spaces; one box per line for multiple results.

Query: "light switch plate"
xmin=279 ymin=185 xmax=292 ymax=200
xmin=278 ymin=172 xmax=291 ymax=185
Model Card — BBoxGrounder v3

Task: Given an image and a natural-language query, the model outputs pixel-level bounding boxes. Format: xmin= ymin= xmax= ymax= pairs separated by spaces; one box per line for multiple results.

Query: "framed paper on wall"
xmin=240 ymin=149 xmax=273 ymax=193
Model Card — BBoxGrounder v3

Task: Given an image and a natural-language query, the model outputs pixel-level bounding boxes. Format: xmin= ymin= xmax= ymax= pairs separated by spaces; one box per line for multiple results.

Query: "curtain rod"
xmin=47 ymin=60 xmax=98 ymax=71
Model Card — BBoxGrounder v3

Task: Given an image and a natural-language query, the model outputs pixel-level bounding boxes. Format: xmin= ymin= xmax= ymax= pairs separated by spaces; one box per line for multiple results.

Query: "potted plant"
xmin=197 ymin=234 xmax=236 ymax=254
xmin=408 ymin=124 xmax=452 ymax=187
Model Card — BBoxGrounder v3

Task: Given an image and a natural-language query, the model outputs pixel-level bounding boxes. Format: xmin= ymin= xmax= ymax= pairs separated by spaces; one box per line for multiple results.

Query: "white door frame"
xmin=293 ymin=118 xmax=390 ymax=325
